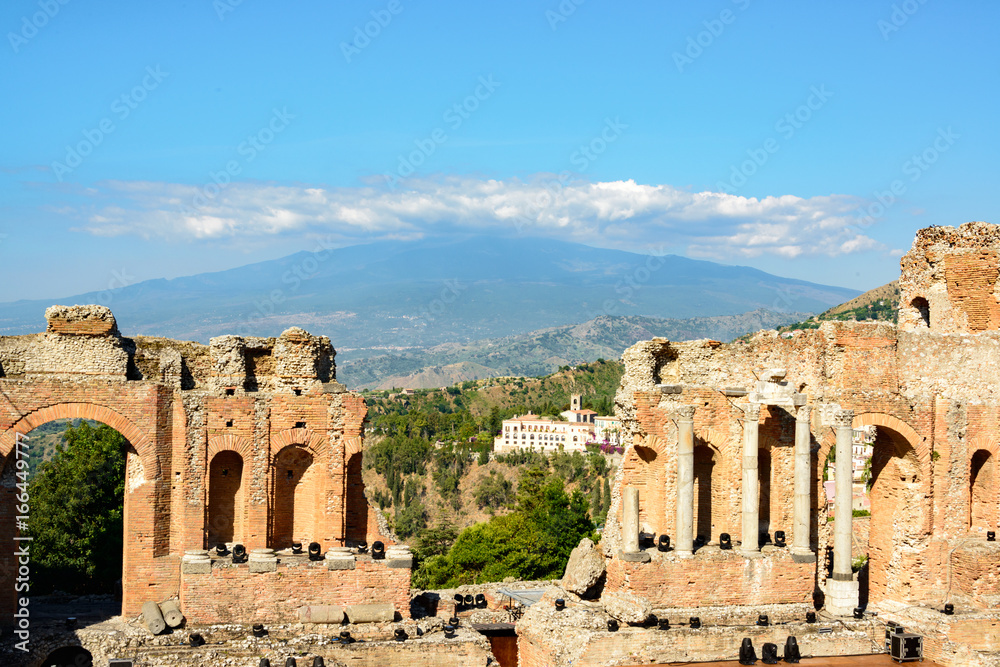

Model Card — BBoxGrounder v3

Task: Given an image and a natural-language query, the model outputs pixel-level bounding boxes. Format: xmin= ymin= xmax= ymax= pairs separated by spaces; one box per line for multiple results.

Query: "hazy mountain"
xmin=340 ymin=310 xmax=811 ymax=389
xmin=0 ymin=236 xmax=858 ymax=354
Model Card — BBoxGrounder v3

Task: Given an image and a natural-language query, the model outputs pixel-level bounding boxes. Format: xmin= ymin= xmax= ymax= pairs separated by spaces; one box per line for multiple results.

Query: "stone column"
xmin=826 ymin=408 xmax=860 ymax=615
xmin=791 ymin=405 xmax=814 ymax=560
xmin=741 ymin=403 xmax=761 ymax=555
xmin=675 ymin=406 xmax=696 ymax=556
xmin=623 ymin=487 xmax=640 ymax=553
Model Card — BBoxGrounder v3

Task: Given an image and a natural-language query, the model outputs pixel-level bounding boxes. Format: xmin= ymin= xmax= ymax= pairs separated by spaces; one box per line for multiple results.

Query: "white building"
xmin=493 ymin=412 xmax=595 ymax=453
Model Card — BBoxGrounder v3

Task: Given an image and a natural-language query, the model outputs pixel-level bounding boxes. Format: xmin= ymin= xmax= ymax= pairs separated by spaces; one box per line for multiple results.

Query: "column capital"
xmin=675 ymin=405 xmax=696 ymax=420
xmin=833 ymin=408 xmax=854 ymax=428
xmin=742 ymin=402 xmax=761 ymax=421
xmin=795 ymin=405 xmax=811 ymax=422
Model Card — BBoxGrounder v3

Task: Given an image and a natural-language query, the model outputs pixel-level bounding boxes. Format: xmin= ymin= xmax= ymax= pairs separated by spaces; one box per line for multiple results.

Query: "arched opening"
xmin=344 ymin=452 xmax=369 ymax=544
xmin=911 ymin=297 xmax=930 ymax=327
xmin=619 ymin=441 xmax=666 ymax=540
xmin=970 ymin=449 xmax=995 ymax=533
xmin=271 ymin=445 xmax=318 ymax=550
xmin=41 ymin=645 xmax=93 ymax=667
xmin=865 ymin=426 xmax=922 ymax=605
xmin=207 ymin=450 xmax=244 ymax=546
xmin=693 ymin=444 xmax=718 ymax=542
xmin=758 ymin=447 xmax=772 ymax=541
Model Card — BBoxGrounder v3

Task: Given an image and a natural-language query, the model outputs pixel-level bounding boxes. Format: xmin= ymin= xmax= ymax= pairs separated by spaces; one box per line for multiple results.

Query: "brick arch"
xmin=633 ymin=434 xmax=665 ymax=458
xmin=344 ymin=436 xmax=363 ymax=459
xmin=967 ymin=437 xmax=999 ymax=533
xmin=968 ymin=436 xmax=1000 ymax=460
xmin=0 ymin=402 xmax=159 ymax=480
xmin=270 ymin=427 xmax=328 ymax=459
xmin=816 ymin=412 xmax=925 ymax=469
xmin=207 ymin=434 xmax=253 ymax=461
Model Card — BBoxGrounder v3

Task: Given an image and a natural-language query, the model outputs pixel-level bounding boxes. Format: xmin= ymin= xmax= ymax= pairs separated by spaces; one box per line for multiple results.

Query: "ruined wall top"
xmin=0 ymin=306 xmax=340 ymax=394
xmin=899 ymin=221 xmax=1000 ymax=334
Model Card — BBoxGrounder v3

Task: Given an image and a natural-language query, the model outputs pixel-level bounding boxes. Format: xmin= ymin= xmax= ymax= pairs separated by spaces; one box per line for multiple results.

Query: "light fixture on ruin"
xmin=65 ymin=617 xmax=77 ymax=628
xmin=356 ymin=541 xmax=368 ymax=554
xmin=475 ymin=593 xmax=487 ymax=607
xmin=943 ymin=603 xmax=955 ymax=615
xmin=689 ymin=617 xmax=701 ymax=629
xmin=338 ymin=630 xmax=355 ymax=644
xmin=658 ymin=617 xmax=670 ymax=630
xmin=719 ymin=533 xmax=732 ymax=550
xmin=454 ymin=593 xmax=465 ymax=610
xmin=259 ymin=659 xmax=271 ymax=667
xmin=291 ymin=542 xmax=303 ymax=554
xmin=216 ymin=543 xmax=230 ymax=557
xmin=554 ymin=599 xmax=565 ymax=611
xmin=233 ymin=544 xmax=248 ymax=563
xmin=805 ymin=611 xmax=816 ymax=623
xmin=252 ymin=623 xmax=267 ymax=638
xmin=989 ymin=531 xmax=996 ymax=542
xmin=308 ymin=542 xmax=324 ymax=561
xmin=444 ymin=624 xmax=457 ymax=638
xmin=761 ymin=642 xmax=779 ymax=664
xmin=312 ymin=657 xmax=324 ymax=667
xmin=694 ymin=534 xmax=706 ymax=549
xmin=449 ymin=616 xmax=460 ymax=627
xmin=853 ymin=607 xmax=864 ymax=619
xmin=657 ymin=535 xmax=670 ymax=552
xmin=757 ymin=614 xmax=769 ymax=626
xmin=372 ymin=541 xmax=385 ymax=559
xmin=738 ymin=638 xmax=757 ymax=665
xmin=285 ymin=659 xmax=297 ymax=667
xmin=394 ymin=628 xmax=408 ymax=642
xmin=464 ymin=594 xmax=475 ymax=607
xmin=774 ymin=531 xmax=786 ymax=548
xmin=784 ymin=637 xmax=801 ymax=663
xmin=189 ymin=633 xmax=205 ymax=647
xmin=607 ymin=619 xmax=619 ymax=632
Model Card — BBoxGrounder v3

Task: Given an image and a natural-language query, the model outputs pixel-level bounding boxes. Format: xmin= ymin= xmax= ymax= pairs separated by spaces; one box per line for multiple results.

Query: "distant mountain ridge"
xmin=0 ymin=236 xmax=858 ymax=354
xmin=340 ymin=309 xmax=810 ymax=389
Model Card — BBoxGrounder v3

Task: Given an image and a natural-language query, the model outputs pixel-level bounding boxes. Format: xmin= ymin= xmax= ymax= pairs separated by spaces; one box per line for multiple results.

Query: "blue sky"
xmin=1 ymin=0 xmax=996 ymax=302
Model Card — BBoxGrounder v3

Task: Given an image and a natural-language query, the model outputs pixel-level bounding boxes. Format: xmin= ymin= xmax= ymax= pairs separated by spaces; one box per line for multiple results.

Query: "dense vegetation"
xmin=362 ymin=360 xmax=622 ymax=586
xmin=25 ymin=421 xmax=126 ymax=594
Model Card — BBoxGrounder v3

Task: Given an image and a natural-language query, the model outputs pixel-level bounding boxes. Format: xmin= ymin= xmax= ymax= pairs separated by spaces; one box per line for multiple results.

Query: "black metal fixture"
xmin=774 ymin=531 xmax=786 ymax=548
xmin=372 ymin=541 xmax=385 ymax=559
xmin=253 ymin=623 xmax=267 ymax=638
xmin=694 ymin=534 xmax=706 ymax=549
xmin=784 ymin=636 xmax=801 ymax=663
xmin=216 ymin=543 xmax=230 ymax=557
xmin=738 ymin=638 xmax=757 ymax=665
xmin=65 ymin=617 xmax=77 ymax=628
xmin=554 ymin=599 xmax=565 ymax=611
xmin=720 ymin=533 xmax=732 ymax=550
xmin=189 ymin=633 xmax=205 ymax=647
xmin=312 ymin=658 xmax=324 ymax=667
xmin=356 ymin=541 xmax=368 ymax=554
xmin=394 ymin=628 xmax=408 ymax=642
xmin=757 ymin=614 xmax=769 ymax=626
xmin=464 ymin=594 xmax=475 ymax=607
xmin=444 ymin=624 xmax=456 ymax=639
xmin=607 ymin=619 xmax=619 ymax=632
xmin=449 ymin=616 xmax=460 ymax=628
xmin=761 ymin=642 xmax=779 ymax=664
xmin=232 ymin=544 xmax=248 ymax=563
xmin=658 ymin=617 xmax=670 ymax=630
xmin=759 ymin=531 xmax=771 ymax=545
xmin=657 ymin=535 xmax=671 ymax=552
xmin=805 ymin=611 xmax=816 ymax=623
xmin=689 ymin=617 xmax=701 ymax=629
xmin=259 ymin=659 xmax=271 ymax=667
xmin=291 ymin=542 xmax=303 ymax=555
xmin=853 ymin=607 xmax=864 ymax=619
xmin=989 ymin=531 xmax=996 ymax=542
xmin=454 ymin=593 xmax=464 ymax=610
xmin=645 ymin=614 xmax=658 ymax=628
xmin=339 ymin=630 xmax=354 ymax=644
xmin=308 ymin=542 xmax=323 ymax=561
xmin=284 ymin=659 xmax=296 ymax=667
xmin=475 ymin=593 xmax=487 ymax=608
xmin=944 ymin=603 xmax=955 ymax=615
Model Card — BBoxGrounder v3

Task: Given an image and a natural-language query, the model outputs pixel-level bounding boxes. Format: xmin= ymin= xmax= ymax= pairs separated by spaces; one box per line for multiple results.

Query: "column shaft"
xmin=792 ymin=406 xmax=812 ymax=555
xmin=741 ymin=403 xmax=761 ymax=554
xmin=675 ymin=406 xmax=695 ymax=555
xmin=833 ymin=416 xmax=854 ymax=578
xmin=623 ymin=487 xmax=640 ymax=553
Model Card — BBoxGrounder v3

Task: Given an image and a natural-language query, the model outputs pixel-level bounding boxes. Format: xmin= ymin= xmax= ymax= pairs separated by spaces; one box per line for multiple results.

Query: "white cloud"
xmin=72 ymin=176 xmax=880 ymax=258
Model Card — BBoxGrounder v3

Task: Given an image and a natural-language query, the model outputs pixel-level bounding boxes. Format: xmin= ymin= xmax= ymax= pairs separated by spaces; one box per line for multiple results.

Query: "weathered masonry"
xmin=0 ymin=308 xmax=407 ymax=624
xmin=518 ymin=222 xmax=1000 ymax=667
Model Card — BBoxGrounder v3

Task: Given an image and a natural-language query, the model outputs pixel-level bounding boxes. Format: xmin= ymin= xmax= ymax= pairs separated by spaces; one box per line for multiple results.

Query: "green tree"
xmin=473 ymin=471 xmax=514 ymax=511
xmin=26 ymin=422 xmax=126 ymax=594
